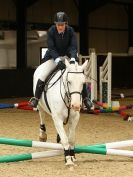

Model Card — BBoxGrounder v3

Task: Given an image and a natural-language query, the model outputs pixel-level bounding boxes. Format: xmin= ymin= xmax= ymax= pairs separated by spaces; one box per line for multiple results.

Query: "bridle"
xmin=59 ymin=70 xmax=84 ymax=124
xmin=60 ymin=70 xmax=84 ymax=109
xmin=44 ymin=68 xmax=85 ymax=123
xmin=66 ymin=71 xmax=84 ymax=98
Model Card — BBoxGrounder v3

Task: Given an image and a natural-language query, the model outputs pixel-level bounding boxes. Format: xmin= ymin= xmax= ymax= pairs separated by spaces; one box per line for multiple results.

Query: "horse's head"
xmin=65 ymin=59 xmax=88 ymax=112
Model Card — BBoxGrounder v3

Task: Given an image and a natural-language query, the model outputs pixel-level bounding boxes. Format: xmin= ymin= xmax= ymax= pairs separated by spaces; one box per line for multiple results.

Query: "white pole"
xmin=91 ymin=52 xmax=97 ymax=101
xmin=107 ymin=52 xmax=112 ymax=107
xmin=32 ymin=150 xmax=63 ymax=159
xmin=99 ymin=52 xmax=112 ymax=106
xmin=106 ymin=140 xmax=133 ymax=149
xmin=107 ymin=149 xmax=133 ymax=157
xmin=32 ymin=141 xmax=63 ymax=149
xmin=99 ymin=66 xmax=103 ymax=103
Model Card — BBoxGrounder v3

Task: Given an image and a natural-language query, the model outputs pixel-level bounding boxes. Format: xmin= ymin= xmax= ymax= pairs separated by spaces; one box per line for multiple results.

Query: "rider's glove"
xmin=70 ymin=58 xmax=76 ymax=64
xmin=55 ymin=57 xmax=61 ymax=64
xmin=55 ymin=57 xmax=66 ymax=70
xmin=57 ymin=61 xmax=66 ymax=70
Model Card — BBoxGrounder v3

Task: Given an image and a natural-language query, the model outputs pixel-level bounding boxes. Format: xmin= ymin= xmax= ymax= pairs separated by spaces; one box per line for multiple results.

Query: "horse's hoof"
xmin=65 ymin=156 xmax=74 ymax=166
xmin=71 ymin=156 xmax=77 ymax=162
xmin=128 ymin=117 xmax=133 ymax=121
xmin=56 ymin=134 xmax=61 ymax=143
xmin=39 ymin=135 xmax=47 ymax=142
xmin=65 ymin=161 xmax=74 ymax=166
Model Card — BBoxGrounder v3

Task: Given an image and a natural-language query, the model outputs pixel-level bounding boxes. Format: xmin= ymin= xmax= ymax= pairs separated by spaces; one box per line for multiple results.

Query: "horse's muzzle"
xmin=71 ymin=104 xmax=81 ymax=112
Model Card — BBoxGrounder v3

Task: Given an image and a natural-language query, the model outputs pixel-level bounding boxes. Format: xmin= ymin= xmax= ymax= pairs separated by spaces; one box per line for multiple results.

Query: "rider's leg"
xmin=30 ymin=60 xmax=56 ymax=108
xmin=30 ymin=79 xmax=45 ymax=107
xmin=82 ymin=83 xmax=93 ymax=110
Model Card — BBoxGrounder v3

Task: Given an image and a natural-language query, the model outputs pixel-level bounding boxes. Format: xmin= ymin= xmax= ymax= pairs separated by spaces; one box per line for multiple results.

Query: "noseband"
xmin=67 ymin=71 xmax=84 ymax=97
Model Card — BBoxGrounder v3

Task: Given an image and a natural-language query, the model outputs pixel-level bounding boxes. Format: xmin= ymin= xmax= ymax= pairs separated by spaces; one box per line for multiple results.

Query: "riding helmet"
xmin=54 ymin=12 xmax=68 ymax=24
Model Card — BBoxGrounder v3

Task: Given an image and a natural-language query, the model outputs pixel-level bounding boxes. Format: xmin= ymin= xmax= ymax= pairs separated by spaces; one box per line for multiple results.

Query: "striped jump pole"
xmin=1 ymin=147 xmax=133 ymax=163
xmin=1 ymin=137 xmax=133 ymax=163
xmin=1 ymin=138 xmax=133 ymax=149
xmin=0 ymin=102 xmax=37 ymax=111
xmin=0 ymin=137 xmax=63 ymax=150
xmin=75 ymin=146 xmax=133 ymax=157
xmin=0 ymin=150 xmax=63 ymax=163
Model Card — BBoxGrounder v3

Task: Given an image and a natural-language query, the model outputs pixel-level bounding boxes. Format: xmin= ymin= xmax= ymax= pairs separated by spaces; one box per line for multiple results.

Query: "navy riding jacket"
xmin=43 ymin=25 xmax=78 ymax=61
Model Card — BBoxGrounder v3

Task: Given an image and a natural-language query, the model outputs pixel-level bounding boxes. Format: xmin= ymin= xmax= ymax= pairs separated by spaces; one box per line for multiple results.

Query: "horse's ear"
xmin=81 ymin=60 xmax=88 ymax=70
xmin=65 ymin=59 xmax=70 ymax=67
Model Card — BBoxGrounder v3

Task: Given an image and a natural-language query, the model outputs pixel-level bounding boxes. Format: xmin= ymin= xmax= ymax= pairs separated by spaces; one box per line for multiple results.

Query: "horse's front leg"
xmin=68 ymin=111 xmax=80 ymax=162
xmin=52 ymin=116 xmax=74 ymax=166
xmin=38 ymin=105 xmax=47 ymax=142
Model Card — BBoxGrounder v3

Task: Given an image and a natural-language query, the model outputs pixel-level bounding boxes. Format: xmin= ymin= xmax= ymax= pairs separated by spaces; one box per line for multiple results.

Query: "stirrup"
xmin=83 ymin=98 xmax=93 ymax=110
xmin=29 ymin=97 xmax=39 ymax=108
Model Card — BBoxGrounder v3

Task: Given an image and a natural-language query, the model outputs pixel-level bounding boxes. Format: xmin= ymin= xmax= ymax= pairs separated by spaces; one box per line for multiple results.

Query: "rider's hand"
xmin=55 ymin=57 xmax=61 ymax=64
xmin=57 ymin=61 xmax=66 ymax=70
xmin=70 ymin=58 xmax=76 ymax=64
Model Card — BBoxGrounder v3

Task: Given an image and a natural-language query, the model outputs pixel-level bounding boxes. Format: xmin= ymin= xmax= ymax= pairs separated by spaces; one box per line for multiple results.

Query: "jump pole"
xmin=1 ymin=138 xmax=133 ymax=163
xmin=0 ymin=150 xmax=63 ymax=163
xmin=1 ymin=137 xmax=133 ymax=149
xmin=0 ymin=137 xmax=63 ymax=150
xmin=1 ymin=147 xmax=133 ymax=163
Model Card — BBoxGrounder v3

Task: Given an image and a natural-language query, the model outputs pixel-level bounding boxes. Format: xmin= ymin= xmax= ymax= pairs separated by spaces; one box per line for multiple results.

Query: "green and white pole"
xmin=1 ymin=138 xmax=133 ymax=163
xmin=1 ymin=138 xmax=133 ymax=149
xmin=1 ymin=147 xmax=133 ymax=163
xmin=0 ymin=150 xmax=63 ymax=163
xmin=0 ymin=137 xmax=63 ymax=150
xmin=75 ymin=146 xmax=133 ymax=156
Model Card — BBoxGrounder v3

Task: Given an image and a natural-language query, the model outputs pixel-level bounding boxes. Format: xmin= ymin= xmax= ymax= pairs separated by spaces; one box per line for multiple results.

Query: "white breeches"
xmin=33 ymin=60 xmax=56 ymax=94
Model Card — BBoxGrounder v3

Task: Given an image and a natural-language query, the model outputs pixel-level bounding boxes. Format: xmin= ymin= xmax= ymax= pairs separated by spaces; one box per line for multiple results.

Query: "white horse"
xmin=33 ymin=59 xmax=88 ymax=165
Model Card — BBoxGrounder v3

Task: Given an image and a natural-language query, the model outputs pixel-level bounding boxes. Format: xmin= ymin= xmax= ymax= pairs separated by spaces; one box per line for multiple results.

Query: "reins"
xmin=43 ymin=67 xmax=65 ymax=113
xmin=60 ymin=71 xmax=84 ymax=125
xmin=44 ymin=68 xmax=84 ymax=125
xmin=44 ymin=67 xmax=65 ymax=91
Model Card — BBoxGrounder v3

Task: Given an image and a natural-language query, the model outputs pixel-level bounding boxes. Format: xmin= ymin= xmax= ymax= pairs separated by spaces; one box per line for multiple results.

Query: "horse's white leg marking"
xmin=67 ymin=111 xmax=80 ymax=162
xmin=38 ymin=105 xmax=47 ymax=142
xmin=52 ymin=116 xmax=69 ymax=149
xmin=68 ymin=111 xmax=80 ymax=148
xmin=52 ymin=114 xmax=74 ymax=165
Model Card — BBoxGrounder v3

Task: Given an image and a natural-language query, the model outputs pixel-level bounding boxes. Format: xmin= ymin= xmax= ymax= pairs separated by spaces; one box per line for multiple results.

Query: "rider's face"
xmin=56 ymin=23 xmax=66 ymax=33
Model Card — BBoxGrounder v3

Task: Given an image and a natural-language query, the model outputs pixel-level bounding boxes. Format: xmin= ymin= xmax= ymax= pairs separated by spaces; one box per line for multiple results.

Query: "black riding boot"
xmin=82 ymin=83 xmax=93 ymax=110
xmin=30 ymin=79 xmax=45 ymax=108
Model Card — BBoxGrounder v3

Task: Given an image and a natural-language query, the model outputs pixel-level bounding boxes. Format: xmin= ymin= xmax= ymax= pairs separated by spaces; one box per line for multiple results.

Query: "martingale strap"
xmin=44 ymin=90 xmax=51 ymax=112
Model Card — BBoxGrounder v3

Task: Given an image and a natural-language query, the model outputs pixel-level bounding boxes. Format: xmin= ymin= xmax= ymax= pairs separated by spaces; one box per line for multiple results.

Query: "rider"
xmin=30 ymin=11 xmax=92 ymax=109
